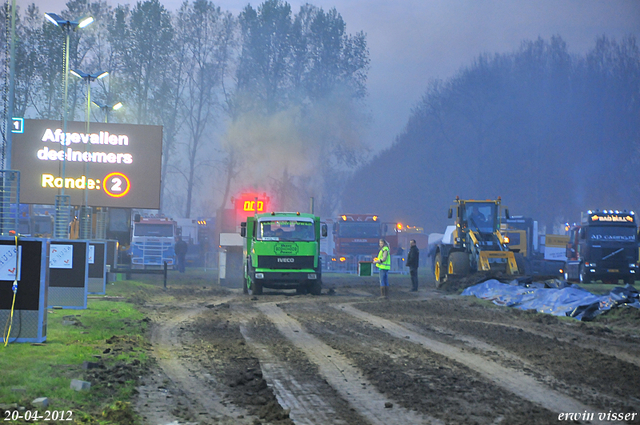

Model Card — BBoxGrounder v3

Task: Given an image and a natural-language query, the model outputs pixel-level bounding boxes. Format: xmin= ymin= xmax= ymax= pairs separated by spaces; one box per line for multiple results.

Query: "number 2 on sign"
xmin=103 ymin=172 xmax=131 ymax=198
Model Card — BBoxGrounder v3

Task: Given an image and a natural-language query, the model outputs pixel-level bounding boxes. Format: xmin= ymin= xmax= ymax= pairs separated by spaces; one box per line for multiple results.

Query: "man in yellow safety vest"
xmin=374 ymin=239 xmax=391 ymax=298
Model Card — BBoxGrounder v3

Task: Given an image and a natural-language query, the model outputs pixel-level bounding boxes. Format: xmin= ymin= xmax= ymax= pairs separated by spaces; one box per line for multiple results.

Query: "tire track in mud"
xmin=141 ymin=303 xmax=253 ymax=425
xmin=335 ymin=303 xmax=605 ymax=420
xmin=256 ymin=303 xmax=442 ymax=425
xmin=452 ymin=317 xmax=640 ymax=368
xmin=239 ymin=324 xmax=352 ymax=425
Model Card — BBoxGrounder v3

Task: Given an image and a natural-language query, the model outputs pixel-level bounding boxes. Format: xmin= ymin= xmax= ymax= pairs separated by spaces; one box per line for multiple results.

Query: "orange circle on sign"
xmin=103 ymin=172 xmax=131 ymax=198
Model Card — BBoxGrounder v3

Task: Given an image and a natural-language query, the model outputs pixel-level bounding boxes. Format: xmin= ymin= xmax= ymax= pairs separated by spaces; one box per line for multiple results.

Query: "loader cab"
xmin=461 ymin=202 xmax=497 ymax=234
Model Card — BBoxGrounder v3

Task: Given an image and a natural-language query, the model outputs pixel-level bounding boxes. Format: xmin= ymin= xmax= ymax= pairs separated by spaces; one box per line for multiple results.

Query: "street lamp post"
xmin=90 ymin=99 xmax=121 ymax=240
xmin=92 ymin=101 xmax=123 ymax=123
xmin=45 ymin=12 xmax=93 ymax=239
xmin=70 ymin=69 xmax=108 ymax=239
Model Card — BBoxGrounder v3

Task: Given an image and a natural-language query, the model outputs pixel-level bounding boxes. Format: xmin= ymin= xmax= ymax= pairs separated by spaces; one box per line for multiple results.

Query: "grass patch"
xmin=0 ymin=297 xmax=150 ymax=424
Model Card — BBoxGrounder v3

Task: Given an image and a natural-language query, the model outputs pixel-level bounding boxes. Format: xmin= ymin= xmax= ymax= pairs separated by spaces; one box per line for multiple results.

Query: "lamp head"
xmin=44 ymin=12 xmax=64 ymax=26
xmin=70 ymin=69 xmax=87 ymax=79
xmin=77 ymin=16 xmax=94 ymax=28
xmin=44 ymin=13 xmax=93 ymax=30
xmin=71 ymin=69 xmax=109 ymax=81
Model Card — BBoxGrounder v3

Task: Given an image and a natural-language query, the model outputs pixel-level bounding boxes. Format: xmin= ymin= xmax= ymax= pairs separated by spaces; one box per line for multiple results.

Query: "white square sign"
xmin=0 ymin=245 xmax=22 ymax=281
xmin=50 ymin=244 xmax=73 ymax=269
xmin=88 ymin=245 xmax=95 ymax=264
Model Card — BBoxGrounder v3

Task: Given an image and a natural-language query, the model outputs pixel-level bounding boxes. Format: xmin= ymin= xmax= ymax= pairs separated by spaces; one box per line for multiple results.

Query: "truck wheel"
xmin=296 ymin=286 xmax=308 ymax=295
xmin=309 ymin=280 xmax=322 ymax=295
xmin=435 ymin=253 xmax=446 ymax=288
xmin=448 ymin=251 xmax=470 ymax=276
xmin=623 ymin=275 xmax=636 ymax=285
xmin=579 ymin=263 xmax=591 ymax=284
xmin=251 ymin=280 xmax=263 ymax=295
xmin=563 ymin=262 xmax=572 ymax=282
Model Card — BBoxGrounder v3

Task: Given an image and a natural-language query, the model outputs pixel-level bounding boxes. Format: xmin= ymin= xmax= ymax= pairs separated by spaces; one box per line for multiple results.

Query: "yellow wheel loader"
xmin=433 ymin=197 xmax=519 ymax=288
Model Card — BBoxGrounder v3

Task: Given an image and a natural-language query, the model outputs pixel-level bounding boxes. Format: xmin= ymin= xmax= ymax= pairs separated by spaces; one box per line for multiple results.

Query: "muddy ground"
xmin=127 ymin=272 xmax=640 ymax=425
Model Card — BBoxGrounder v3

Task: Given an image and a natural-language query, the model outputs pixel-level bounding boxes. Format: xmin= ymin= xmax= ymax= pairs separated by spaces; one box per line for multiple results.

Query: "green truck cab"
xmin=240 ymin=212 xmax=327 ymax=295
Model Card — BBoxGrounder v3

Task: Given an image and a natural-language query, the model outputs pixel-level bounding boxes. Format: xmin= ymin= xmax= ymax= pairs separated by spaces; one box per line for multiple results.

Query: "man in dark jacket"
xmin=175 ymin=236 xmax=188 ymax=273
xmin=406 ymin=239 xmax=420 ymax=291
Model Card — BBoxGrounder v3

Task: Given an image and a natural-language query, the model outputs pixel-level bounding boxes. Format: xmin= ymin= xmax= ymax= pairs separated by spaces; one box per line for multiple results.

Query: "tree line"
xmin=0 ymin=0 xmax=370 ymax=218
xmin=343 ymin=35 xmax=640 ymax=234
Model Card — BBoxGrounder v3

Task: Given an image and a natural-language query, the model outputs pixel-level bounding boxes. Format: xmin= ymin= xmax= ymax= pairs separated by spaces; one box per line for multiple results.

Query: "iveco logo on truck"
xmin=277 ymin=258 xmax=295 ymax=263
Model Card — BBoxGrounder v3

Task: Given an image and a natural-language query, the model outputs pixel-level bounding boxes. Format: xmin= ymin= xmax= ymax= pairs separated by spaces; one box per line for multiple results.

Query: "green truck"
xmin=240 ymin=212 xmax=327 ymax=295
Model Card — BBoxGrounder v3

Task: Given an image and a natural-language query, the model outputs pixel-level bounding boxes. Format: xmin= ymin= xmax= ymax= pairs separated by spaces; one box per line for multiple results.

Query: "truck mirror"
xmin=579 ymin=228 xmax=586 ymax=240
xmin=240 ymin=222 xmax=246 ymax=237
xmin=448 ymin=208 xmax=452 ymax=219
xmin=134 ymin=213 xmax=141 ymax=223
xmin=505 ymin=209 xmax=510 ymax=219
xmin=321 ymin=223 xmax=328 ymax=238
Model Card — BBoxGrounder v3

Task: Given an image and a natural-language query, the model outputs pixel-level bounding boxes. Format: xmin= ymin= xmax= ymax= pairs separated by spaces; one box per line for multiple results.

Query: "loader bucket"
xmin=478 ymin=251 xmax=519 ymax=275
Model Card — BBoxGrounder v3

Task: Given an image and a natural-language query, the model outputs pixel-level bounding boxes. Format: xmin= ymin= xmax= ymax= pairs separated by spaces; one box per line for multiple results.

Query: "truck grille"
xmin=592 ymin=247 xmax=634 ymax=264
xmin=257 ymin=256 xmax=315 ymax=269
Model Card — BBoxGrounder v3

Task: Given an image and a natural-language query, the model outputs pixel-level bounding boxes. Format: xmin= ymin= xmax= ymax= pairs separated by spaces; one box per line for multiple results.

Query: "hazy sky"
xmin=37 ymin=0 xmax=640 ymax=151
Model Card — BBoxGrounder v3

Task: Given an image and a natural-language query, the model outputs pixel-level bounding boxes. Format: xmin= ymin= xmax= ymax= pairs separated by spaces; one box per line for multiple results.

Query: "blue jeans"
xmin=379 ymin=268 xmax=389 ymax=287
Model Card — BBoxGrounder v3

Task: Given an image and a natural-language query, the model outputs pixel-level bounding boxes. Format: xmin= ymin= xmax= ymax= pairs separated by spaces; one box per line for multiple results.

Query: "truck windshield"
xmin=134 ymin=224 xmax=174 ymax=237
xmin=337 ymin=222 xmax=381 ymax=238
xmin=258 ymin=220 xmax=315 ymax=241
xmin=464 ymin=203 xmax=496 ymax=233
xmin=588 ymin=226 xmax=636 ymax=242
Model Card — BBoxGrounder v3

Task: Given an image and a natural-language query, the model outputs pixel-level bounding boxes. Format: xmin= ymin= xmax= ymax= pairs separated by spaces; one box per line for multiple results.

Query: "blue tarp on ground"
xmin=461 ymin=279 xmax=640 ymax=321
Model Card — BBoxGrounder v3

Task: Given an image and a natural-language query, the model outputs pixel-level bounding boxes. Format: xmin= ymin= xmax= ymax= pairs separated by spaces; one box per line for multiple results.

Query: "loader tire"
xmin=448 ymin=251 xmax=470 ymax=277
xmin=434 ymin=252 xmax=446 ymax=288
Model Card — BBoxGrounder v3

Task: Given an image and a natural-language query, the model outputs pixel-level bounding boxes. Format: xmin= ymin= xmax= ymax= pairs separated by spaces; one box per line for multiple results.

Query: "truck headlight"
xmin=308 ymin=273 xmax=317 ymax=280
xmin=630 ymin=263 xmax=637 ymax=268
xmin=255 ymin=273 xmax=264 ymax=279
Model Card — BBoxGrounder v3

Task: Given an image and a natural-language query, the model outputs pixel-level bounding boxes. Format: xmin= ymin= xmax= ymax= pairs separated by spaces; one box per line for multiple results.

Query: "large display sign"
xmin=11 ymin=119 xmax=163 ymax=208
xmin=234 ymin=193 xmax=270 ymax=217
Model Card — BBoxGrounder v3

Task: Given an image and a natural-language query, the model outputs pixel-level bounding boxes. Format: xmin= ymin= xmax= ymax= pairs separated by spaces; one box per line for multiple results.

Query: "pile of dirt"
xmin=84 ymin=335 xmax=152 ymax=396
xmin=437 ymin=273 xmax=497 ymax=293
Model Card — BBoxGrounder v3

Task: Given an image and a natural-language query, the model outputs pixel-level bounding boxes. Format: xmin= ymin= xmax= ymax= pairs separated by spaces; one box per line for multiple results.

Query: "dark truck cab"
xmin=564 ymin=211 xmax=639 ymax=284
